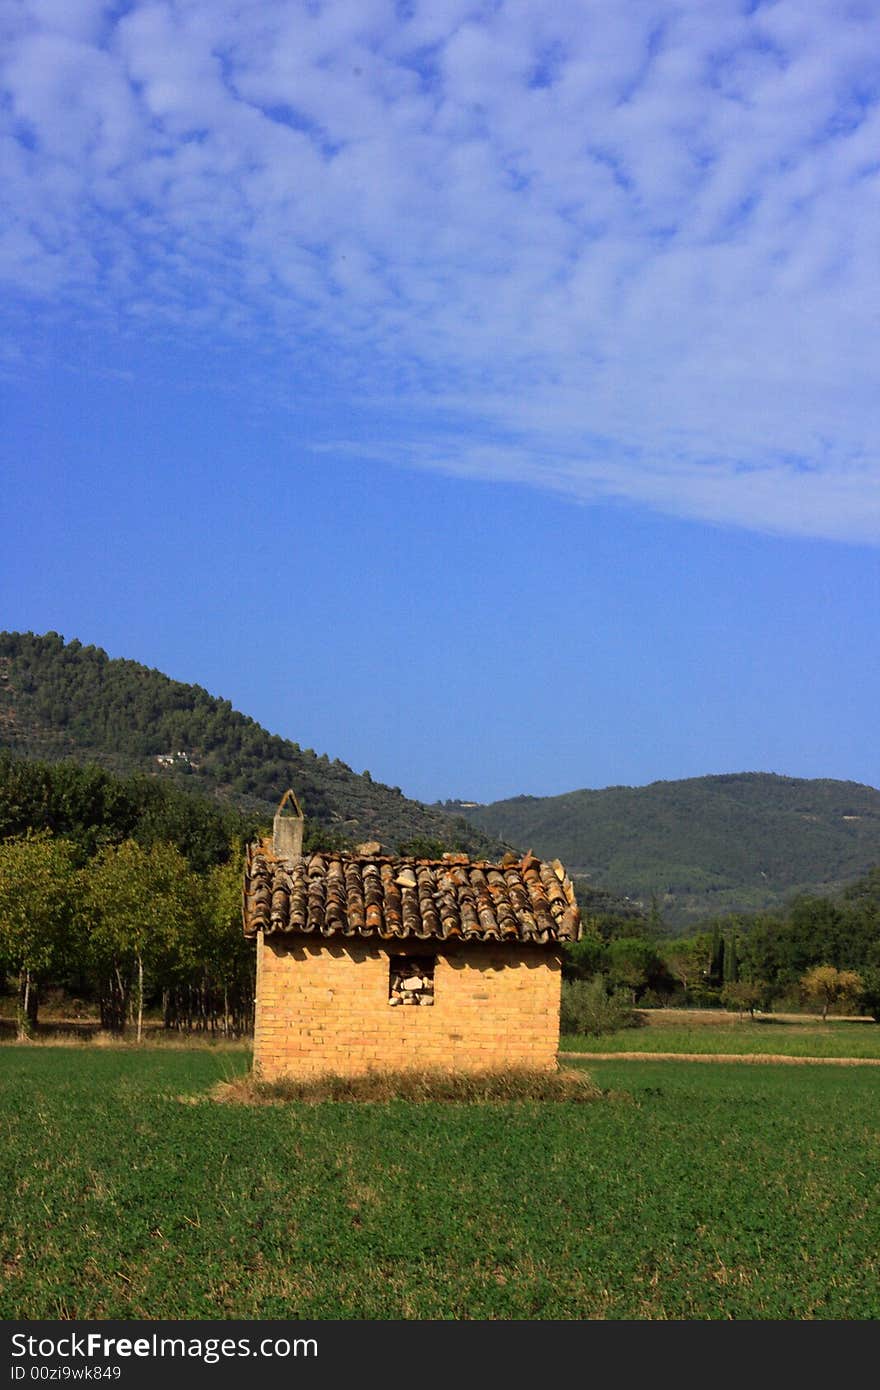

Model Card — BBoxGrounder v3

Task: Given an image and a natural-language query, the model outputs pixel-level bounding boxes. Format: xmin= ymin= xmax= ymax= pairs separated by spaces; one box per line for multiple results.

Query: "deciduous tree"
xmin=0 ymin=832 xmax=80 ymax=1036
xmin=607 ymin=937 xmax=664 ymax=1003
xmin=662 ymin=936 xmax=708 ymax=999
xmin=83 ymin=840 xmax=196 ymax=1039
xmin=800 ymin=964 xmax=863 ymax=1021
xmin=721 ymin=979 xmax=766 ymax=1018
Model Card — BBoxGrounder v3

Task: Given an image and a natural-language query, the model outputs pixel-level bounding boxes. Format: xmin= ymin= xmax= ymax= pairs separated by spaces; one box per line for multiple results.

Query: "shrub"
xmin=721 ymin=980 xmax=767 ymax=1017
xmin=560 ymin=976 xmax=643 ymax=1036
xmin=639 ymin=988 xmax=669 ymax=1009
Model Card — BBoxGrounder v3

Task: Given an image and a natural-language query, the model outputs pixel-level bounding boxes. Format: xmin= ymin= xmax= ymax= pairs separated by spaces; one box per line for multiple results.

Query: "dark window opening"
xmin=389 ymin=955 xmax=435 ymax=1006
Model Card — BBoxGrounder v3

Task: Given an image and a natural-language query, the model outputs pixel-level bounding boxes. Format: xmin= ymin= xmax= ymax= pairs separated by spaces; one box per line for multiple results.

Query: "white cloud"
xmin=2 ymin=0 xmax=879 ymax=541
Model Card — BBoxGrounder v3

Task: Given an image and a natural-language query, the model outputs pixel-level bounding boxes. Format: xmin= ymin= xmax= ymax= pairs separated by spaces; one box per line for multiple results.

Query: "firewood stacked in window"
xmin=389 ymin=956 xmax=435 ymax=1006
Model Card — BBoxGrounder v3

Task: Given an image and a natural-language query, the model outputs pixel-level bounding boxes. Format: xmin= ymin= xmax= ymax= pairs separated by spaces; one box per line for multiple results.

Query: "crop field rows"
xmin=1 ymin=1048 xmax=878 ymax=1320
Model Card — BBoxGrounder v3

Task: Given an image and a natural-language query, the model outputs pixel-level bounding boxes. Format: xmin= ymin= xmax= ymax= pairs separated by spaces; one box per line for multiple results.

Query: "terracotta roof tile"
xmin=243 ymin=842 xmax=580 ymax=946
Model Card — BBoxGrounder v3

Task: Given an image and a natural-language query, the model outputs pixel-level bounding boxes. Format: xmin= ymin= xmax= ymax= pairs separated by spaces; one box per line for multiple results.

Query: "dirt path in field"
xmin=558 ymin=1051 xmax=880 ymax=1066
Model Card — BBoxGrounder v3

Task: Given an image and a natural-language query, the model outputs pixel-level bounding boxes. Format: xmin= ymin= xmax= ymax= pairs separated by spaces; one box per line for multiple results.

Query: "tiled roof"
xmin=243 ymin=842 xmax=581 ymax=945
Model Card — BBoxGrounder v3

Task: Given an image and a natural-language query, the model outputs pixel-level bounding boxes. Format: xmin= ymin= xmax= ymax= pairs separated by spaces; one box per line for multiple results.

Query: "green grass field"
xmin=561 ymin=1018 xmax=880 ymax=1057
xmin=1 ymin=1047 xmax=878 ymax=1319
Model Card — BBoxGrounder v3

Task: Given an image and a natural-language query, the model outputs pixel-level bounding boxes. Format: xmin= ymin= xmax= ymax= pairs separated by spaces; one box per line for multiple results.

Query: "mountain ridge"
xmin=0 ymin=630 xmax=503 ymax=858
xmin=5 ymin=630 xmax=879 ymax=925
xmin=443 ymin=770 xmax=880 ymax=924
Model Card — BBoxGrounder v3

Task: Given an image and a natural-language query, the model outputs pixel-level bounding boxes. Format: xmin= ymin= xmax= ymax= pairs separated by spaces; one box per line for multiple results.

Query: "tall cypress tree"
xmin=709 ymin=923 xmax=724 ymax=986
xmin=723 ymin=932 xmax=739 ymax=984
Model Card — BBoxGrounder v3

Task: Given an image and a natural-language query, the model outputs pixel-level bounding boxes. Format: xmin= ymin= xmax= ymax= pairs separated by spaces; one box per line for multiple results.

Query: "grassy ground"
xmin=1 ymin=1047 xmax=878 ymax=1319
xmin=562 ymin=1013 xmax=880 ymax=1058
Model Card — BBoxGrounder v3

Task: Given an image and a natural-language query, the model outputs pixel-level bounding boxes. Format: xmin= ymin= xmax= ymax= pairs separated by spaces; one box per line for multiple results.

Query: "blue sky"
xmin=2 ymin=0 xmax=878 ymax=803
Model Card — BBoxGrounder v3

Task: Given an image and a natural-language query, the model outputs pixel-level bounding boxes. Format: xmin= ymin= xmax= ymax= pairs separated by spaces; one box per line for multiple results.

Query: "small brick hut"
xmin=243 ymin=791 xmax=581 ymax=1079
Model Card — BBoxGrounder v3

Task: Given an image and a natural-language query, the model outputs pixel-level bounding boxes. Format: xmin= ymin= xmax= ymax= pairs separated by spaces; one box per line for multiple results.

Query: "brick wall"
xmin=253 ymin=935 xmax=562 ymax=1078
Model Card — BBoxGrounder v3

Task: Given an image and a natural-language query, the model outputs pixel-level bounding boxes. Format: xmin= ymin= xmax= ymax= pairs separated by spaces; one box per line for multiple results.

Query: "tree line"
xmin=0 ymin=753 xmax=315 ymax=1039
xmin=3 ymin=748 xmax=878 ymax=1038
xmin=0 ymin=747 xmax=260 ymax=870
xmin=0 ymin=831 xmax=252 ymax=1039
xmin=564 ymin=866 xmax=880 ymax=1022
xmin=0 ymin=754 xmax=473 ymax=1039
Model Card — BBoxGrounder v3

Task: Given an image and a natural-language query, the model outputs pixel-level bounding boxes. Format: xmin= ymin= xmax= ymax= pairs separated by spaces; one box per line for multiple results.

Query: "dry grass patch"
xmin=0 ymin=1029 xmax=251 ymax=1051
xmin=562 ymin=1050 xmax=880 ymax=1066
xmin=213 ymin=1065 xmax=603 ymax=1105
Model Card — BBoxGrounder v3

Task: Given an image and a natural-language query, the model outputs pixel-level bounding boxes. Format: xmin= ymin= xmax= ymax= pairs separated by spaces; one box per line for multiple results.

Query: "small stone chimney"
xmin=273 ymin=788 xmax=305 ymax=861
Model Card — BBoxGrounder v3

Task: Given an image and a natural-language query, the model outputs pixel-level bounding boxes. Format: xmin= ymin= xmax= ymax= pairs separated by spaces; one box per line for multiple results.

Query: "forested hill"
xmin=0 ymin=631 xmax=500 ymax=856
xmin=444 ymin=773 xmax=880 ymax=924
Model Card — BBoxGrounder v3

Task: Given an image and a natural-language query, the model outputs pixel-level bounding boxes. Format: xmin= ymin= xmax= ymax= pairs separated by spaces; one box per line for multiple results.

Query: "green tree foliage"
xmin=858 ymin=967 xmax=880 ymax=1023
xmin=562 ymin=935 xmax=608 ymax=981
xmin=843 ymin=866 xmax=880 ymax=907
xmin=560 ymin=977 xmax=641 ymax=1036
xmin=0 ymin=749 xmax=259 ymax=870
xmin=0 ymin=832 xmax=81 ymax=1035
xmin=396 ymin=837 xmax=449 ymax=859
xmin=661 ymin=936 xmax=710 ymax=999
xmin=606 ymin=937 xmax=667 ymax=1003
xmin=722 ymin=931 xmax=739 ymax=984
xmin=739 ymin=878 xmax=880 ymax=993
xmin=709 ymin=922 xmax=724 ymax=986
xmin=163 ymin=846 xmax=255 ymax=1036
xmin=571 ymin=877 xmax=649 ymax=941
xmin=720 ymin=980 xmax=767 ymax=1017
xmin=83 ymin=840 xmax=198 ymax=1039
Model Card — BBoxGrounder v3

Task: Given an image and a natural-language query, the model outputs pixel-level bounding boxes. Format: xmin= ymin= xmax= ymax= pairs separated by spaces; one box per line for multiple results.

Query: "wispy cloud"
xmin=3 ymin=0 xmax=879 ymax=540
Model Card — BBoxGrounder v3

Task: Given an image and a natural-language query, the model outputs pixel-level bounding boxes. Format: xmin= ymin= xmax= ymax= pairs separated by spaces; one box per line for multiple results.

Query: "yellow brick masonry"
xmin=253 ymin=935 xmax=562 ymax=1079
